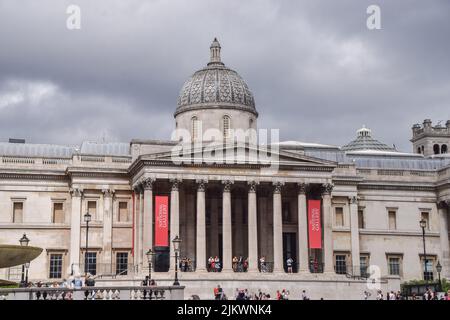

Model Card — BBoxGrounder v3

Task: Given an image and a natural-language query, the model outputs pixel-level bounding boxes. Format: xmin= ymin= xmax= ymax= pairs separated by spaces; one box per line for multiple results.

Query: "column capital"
xmin=196 ymin=179 xmax=208 ymax=192
xmin=273 ymin=181 xmax=284 ymax=194
xmin=297 ymin=183 xmax=307 ymax=195
xmin=247 ymin=180 xmax=259 ymax=193
xmin=69 ymin=187 xmax=83 ymax=197
xmin=170 ymin=179 xmax=182 ymax=191
xmin=222 ymin=180 xmax=233 ymax=192
xmin=102 ymin=188 xmax=115 ymax=198
xmin=143 ymin=178 xmax=155 ymax=190
xmin=322 ymin=183 xmax=334 ymax=195
xmin=349 ymin=196 xmax=358 ymax=204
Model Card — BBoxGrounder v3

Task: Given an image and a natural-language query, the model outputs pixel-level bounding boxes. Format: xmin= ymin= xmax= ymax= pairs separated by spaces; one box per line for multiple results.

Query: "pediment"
xmin=138 ymin=143 xmax=336 ymax=169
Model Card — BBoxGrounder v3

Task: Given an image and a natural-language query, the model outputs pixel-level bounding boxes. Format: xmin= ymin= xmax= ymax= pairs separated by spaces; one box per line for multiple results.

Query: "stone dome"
xmin=175 ymin=38 xmax=257 ymax=117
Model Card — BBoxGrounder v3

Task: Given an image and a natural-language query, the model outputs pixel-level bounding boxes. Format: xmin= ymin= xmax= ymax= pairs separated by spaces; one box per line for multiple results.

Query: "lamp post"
xmin=24 ymin=262 xmax=30 ymax=285
xmin=19 ymin=233 xmax=29 ymax=288
xmin=146 ymin=249 xmax=155 ymax=282
xmin=172 ymin=235 xmax=182 ymax=286
xmin=84 ymin=212 xmax=91 ymax=277
xmin=420 ymin=219 xmax=428 ymax=281
xmin=436 ymin=261 xmax=442 ymax=292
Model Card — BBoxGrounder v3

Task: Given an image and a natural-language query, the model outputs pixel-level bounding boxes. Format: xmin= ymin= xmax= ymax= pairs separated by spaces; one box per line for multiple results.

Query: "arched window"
xmin=417 ymin=147 xmax=421 ymax=154
xmin=433 ymin=144 xmax=440 ymax=154
xmin=222 ymin=115 xmax=231 ymax=139
xmin=421 ymin=146 xmax=424 ymax=154
xmin=442 ymin=144 xmax=448 ymax=154
xmin=191 ymin=116 xmax=199 ymax=141
xmin=249 ymin=118 xmax=254 ymax=128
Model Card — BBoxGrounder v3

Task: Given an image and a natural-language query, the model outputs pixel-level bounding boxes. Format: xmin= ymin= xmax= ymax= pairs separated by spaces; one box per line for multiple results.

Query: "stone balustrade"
xmin=0 ymin=285 xmax=184 ymax=300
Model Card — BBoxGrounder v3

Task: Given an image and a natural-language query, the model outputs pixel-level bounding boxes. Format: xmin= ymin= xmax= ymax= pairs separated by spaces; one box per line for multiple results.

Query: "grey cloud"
xmin=0 ymin=0 xmax=449 ymax=151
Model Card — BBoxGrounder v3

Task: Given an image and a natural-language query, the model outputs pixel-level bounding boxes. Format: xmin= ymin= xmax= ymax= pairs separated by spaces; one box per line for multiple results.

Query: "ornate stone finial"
xmin=196 ymin=179 xmax=208 ymax=192
xmin=322 ymin=183 xmax=334 ymax=195
xmin=222 ymin=180 xmax=234 ymax=192
xmin=170 ymin=179 xmax=181 ymax=191
xmin=273 ymin=181 xmax=284 ymax=194
xmin=69 ymin=187 xmax=83 ymax=197
xmin=208 ymin=37 xmax=224 ymax=66
xmin=102 ymin=189 xmax=115 ymax=198
xmin=143 ymin=178 xmax=155 ymax=190
xmin=248 ymin=181 xmax=258 ymax=193
xmin=297 ymin=183 xmax=307 ymax=195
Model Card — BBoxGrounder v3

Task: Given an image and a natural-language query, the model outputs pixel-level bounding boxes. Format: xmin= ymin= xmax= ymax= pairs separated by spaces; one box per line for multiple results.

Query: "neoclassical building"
xmin=0 ymin=39 xmax=449 ymax=299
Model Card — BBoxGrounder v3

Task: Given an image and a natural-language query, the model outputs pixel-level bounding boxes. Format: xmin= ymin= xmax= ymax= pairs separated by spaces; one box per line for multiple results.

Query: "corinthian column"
xmin=438 ymin=201 xmax=450 ymax=278
xmin=322 ymin=183 xmax=334 ymax=273
xmin=247 ymin=181 xmax=259 ymax=272
xmin=349 ymin=196 xmax=360 ymax=276
xmin=222 ymin=180 xmax=233 ymax=272
xmin=297 ymin=183 xmax=309 ymax=272
xmin=142 ymin=178 xmax=155 ymax=264
xmin=169 ymin=179 xmax=181 ymax=271
xmin=272 ymin=182 xmax=284 ymax=273
xmin=133 ymin=185 xmax=142 ymax=267
xmin=69 ymin=188 xmax=83 ymax=273
xmin=196 ymin=179 xmax=207 ymax=272
xmin=102 ymin=188 xmax=115 ymax=268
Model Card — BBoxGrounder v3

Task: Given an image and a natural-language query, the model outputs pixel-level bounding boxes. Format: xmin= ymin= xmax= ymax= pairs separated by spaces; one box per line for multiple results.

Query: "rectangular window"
xmin=335 ymin=207 xmax=344 ymax=227
xmin=388 ymin=256 xmax=401 ymax=276
xmin=358 ymin=209 xmax=365 ymax=229
xmin=13 ymin=202 xmax=23 ymax=223
xmin=423 ymin=257 xmax=434 ymax=281
xmin=334 ymin=254 xmax=347 ymax=274
xmin=85 ymin=252 xmax=97 ymax=276
xmin=388 ymin=211 xmax=397 ymax=230
xmin=118 ymin=202 xmax=129 ymax=222
xmin=52 ymin=203 xmax=64 ymax=224
xmin=87 ymin=201 xmax=97 ymax=221
xmin=116 ymin=252 xmax=128 ymax=275
xmin=360 ymin=255 xmax=369 ymax=277
xmin=421 ymin=212 xmax=430 ymax=230
xmin=49 ymin=254 xmax=63 ymax=279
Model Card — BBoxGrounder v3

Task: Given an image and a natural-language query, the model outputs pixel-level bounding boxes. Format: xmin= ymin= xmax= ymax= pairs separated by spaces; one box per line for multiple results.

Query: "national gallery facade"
xmin=1 ymin=39 xmax=449 ymax=299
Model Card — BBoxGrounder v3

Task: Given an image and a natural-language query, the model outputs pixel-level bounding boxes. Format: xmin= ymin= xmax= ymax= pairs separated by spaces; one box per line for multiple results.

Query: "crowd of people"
xmin=213 ymin=285 xmax=311 ymax=300
xmin=207 ymin=256 xmax=222 ymax=272
xmin=179 ymin=257 xmax=194 ymax=272
xmin=232 ymin=256 xmax=248 ymax=272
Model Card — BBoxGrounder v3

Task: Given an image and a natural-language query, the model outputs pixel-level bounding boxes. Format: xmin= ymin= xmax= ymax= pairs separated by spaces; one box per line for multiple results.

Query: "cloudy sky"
xmin=0 ymin=0 xmax=449 ymax=151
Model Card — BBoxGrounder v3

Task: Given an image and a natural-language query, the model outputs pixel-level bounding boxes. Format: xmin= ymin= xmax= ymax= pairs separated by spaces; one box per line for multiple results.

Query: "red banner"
xmin=131 ymin=191 xmax=135 ymax=256
xmin=154 ymin=195 xmax=169 ymax=247
xmin=308 ymin=199 xmax=322 ymax=249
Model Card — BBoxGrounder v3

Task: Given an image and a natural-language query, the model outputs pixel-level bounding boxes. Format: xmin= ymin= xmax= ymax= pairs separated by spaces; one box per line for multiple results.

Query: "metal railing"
xmin=258 ymin=262 xmax=273 ymax=273
xmin=0 ymin=286 xmax=184 ymax=300
xmin=309 ymin=262 xmax=324 ymax=273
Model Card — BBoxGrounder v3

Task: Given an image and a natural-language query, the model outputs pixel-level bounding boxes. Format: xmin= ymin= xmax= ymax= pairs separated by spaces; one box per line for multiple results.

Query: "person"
xmin=215 ymin=256 xmax=221 ymax=272
xmin=389 ymin=291 xmax=396 ymax=300
xmin=286 ymin=257 xmax=293 ymax=273
xmin=259 ymin=256 xmax=266 ymax=272
xmin=447 ymin=289 xmax=450 ymax=301
xmin=232 ymin=256 xmax=238 ymax=272
xmin=363 ymin=291 xmax=371 ymax=300
xmin=149 ymin=279 xmax=157 ymax=286
xmin=214 ymin=284 xmax=223 ymax=300
xmin=208 ymin=257 xmax=213 ymax=272
xmin=243 ymin=257 xmax=248 ymax=272
xmin=276 ymin=290 xmax=281 ymax=300
xmin=301 ymin=290 xmax=309 ymax=300
xmin=376 ymin=290 xmax=383 ymax=300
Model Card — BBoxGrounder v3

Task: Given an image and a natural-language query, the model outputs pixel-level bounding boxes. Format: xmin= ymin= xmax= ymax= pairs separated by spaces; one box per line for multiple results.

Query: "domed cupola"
xmin=341 ymin=125 xmax=397 ymax=152
xmin=174 ymin=38 xmax=258 ymax=142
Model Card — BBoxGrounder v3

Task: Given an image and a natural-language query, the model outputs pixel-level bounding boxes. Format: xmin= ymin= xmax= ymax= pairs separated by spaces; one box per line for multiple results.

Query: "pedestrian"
xmin=286 ymin=257 xmax=293 ymax=273
xmin=301 ymin=290 xmax=309 ymax=300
